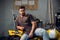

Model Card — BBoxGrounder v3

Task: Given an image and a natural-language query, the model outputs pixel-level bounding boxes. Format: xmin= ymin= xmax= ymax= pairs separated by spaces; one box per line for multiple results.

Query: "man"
xmin=16 ymin=6 xmax=49 ymax=40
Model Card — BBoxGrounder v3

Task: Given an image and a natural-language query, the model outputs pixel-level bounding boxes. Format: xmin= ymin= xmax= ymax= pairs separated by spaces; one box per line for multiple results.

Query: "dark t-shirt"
xmin=16 ymin=14 xmax=35 ymax=34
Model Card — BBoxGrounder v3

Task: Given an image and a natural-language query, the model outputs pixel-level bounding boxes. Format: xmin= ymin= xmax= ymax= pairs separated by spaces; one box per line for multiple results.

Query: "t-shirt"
xmin=16 ymin=14 xmax=35 ymax=34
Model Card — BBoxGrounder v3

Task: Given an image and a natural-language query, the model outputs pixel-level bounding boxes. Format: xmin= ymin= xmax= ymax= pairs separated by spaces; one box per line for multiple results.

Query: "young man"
xmin=16 ymin=6 xmax=49 ymax=40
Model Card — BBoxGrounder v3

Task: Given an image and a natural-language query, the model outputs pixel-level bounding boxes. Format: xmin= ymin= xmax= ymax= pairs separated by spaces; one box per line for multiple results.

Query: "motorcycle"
xmin=8 ymin=29 xmax=41 ymax=40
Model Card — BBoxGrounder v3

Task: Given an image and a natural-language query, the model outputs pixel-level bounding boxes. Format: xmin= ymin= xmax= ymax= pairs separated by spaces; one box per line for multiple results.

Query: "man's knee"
xmin=20 ymin=34 xmax=29 ymax=40
xmin=34 ymin=28 xmax=46 ymax=36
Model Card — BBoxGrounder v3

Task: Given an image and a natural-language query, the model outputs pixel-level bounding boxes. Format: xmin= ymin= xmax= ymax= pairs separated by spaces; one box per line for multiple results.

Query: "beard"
xmin=20 ymin=13 xmax=25 ymax=16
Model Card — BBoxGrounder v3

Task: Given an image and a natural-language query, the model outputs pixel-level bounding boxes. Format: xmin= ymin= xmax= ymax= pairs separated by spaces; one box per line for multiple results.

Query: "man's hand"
xmin=20 ymin=27 xmax=24 ymax=30
xmin=29 ymin=32 xmax=33 ymax=38
xmin=16 ymin=26 xmax=24 ymax=30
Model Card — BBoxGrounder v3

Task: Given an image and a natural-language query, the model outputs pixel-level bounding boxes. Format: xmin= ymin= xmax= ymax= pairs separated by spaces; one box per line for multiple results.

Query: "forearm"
xmin=16 ymin=26 xmax=21 ymax=29
xmin=30 ymin=22 xmax=36 ymax=33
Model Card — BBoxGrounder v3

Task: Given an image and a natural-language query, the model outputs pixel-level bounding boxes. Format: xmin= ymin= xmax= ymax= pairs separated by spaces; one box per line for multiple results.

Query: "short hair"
xmin=18 ymin=6 xmax=25 ymax=10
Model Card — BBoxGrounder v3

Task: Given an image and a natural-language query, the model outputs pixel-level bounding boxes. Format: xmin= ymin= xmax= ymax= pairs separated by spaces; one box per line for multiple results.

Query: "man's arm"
xmin=16 ymin=26 xmax=24 ymax=30
xmin=30 ymin=21 xmax=36 ymax=33
xmin=29 ymin=21 xmax=36 ymax=37
xmin=16 ymin=16 xmax=24 ymax=30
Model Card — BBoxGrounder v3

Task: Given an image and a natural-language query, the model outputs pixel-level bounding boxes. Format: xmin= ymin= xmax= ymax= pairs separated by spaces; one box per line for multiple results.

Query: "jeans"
xmin=20 ymin=28 xmax=49 ymax=40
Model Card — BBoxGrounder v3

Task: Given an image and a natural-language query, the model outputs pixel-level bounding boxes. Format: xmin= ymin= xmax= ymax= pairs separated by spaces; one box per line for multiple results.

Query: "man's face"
xmin=19 ymin=8 xmax=25 ymax=15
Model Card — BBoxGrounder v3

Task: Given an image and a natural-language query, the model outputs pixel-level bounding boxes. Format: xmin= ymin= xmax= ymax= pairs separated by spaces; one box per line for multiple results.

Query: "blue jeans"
xmin=20 ymin=28 xmax=49 ymax=40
